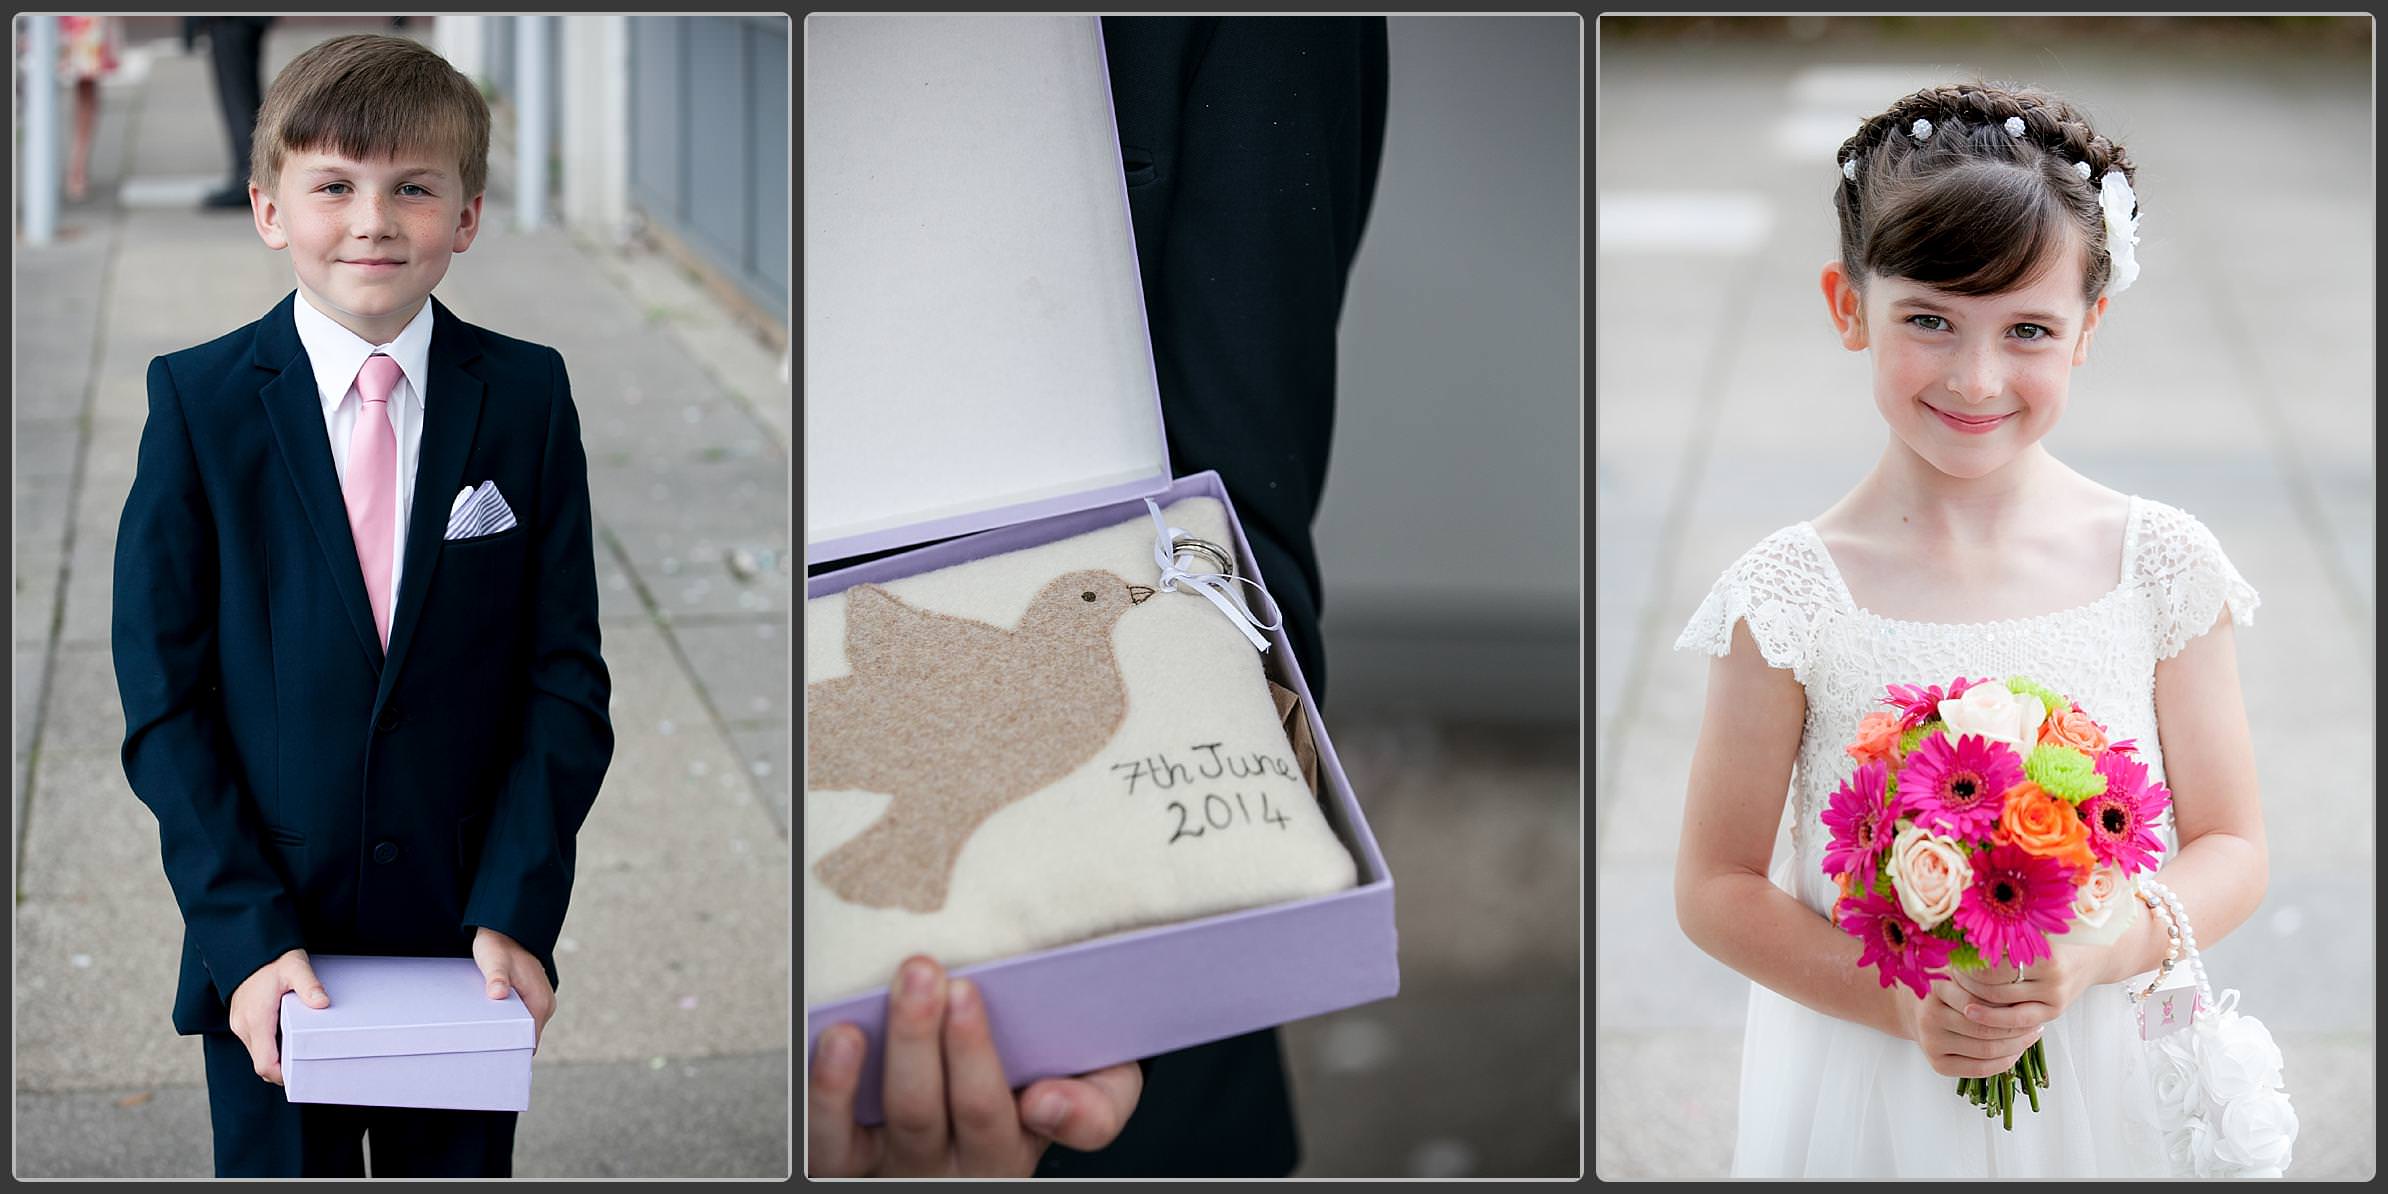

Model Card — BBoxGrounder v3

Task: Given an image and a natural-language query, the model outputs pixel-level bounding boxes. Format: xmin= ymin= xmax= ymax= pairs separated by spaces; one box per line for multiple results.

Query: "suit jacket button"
xmin=373 ymin=842 xmax=399 ymax=864
xmin=376 ymin=708 xmax=401 ymax=733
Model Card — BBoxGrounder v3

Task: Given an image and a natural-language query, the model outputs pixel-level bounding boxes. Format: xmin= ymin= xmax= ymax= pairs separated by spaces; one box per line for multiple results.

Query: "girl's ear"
xmin=2072 ymin=294 xmax=2110 ymax=366
xmin=1821 ymin=261 xmax=1867 ymax=350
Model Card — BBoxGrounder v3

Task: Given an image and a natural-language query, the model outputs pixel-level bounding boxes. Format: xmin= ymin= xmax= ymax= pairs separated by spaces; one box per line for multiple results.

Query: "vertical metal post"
xmin=22 ymin=15 xmax=60 ymax=245
xmin=516 ymin=15 xmax=548 ymax=229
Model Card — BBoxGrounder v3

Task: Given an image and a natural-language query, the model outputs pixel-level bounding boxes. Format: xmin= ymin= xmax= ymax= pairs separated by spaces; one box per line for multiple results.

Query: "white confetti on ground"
xmin=750 ymin=697 xmax=770 ymax=713
xmin=649 ymin=1056 xmax=666 ymax=1070
xmin=751 ymin=761 xmax=772 ymax=777
xmin=71 ymin=954 xmax=92 ymax=969
xmin=1317 ymin=1017 xmax=1394 ymax=1074
xmin=678 ymin=995 xmax=699 ymax=1011
xmin=689 ymin=760 xmax=709 ymax=777
xmin=658 ymin=719 xmax=677 ymax=735
xmin=1409 ymin=1139 xmax=1475 ymax=1178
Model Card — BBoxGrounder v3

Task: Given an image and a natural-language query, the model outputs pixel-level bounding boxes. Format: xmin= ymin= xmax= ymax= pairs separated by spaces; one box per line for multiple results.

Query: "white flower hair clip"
xmin=1910 ymin=118 xmax=1933 ymax=141
xmin=2099 ymin=168 xmax=2142 ymax=295
xmin=1842 ymin=156 xmax=1857 ymax=181
xmin=2004 ymin=116 xmax=2026 ymax=138
xmin=2073 ymin=160 xmax=2093 ymax=180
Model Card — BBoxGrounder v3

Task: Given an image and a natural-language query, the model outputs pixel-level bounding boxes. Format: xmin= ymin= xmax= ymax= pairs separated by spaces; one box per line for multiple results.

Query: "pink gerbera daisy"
xmin=2078 ymin=751 xmax=2172 ymax=874
xmin=1837 ymin=889 xmax=1955 ymax=998
xmin=1952 ymin=843 xmax=2080 ymax=970
xmin=1820 ymin=760 xmax=1898 ymax=890
xmin=1897 ymin=733 xmax=2025 ymax=843
xmin=1880 ymin=676 xmax=1988 ymax=732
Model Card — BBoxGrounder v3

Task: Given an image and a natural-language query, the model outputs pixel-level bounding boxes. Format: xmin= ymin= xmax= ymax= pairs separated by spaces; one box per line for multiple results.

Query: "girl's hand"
xmin=1946 ymin=937 xmax=2108 ymax=1037
xmin=1889 ymin=973 xmax=2043 ymax=1080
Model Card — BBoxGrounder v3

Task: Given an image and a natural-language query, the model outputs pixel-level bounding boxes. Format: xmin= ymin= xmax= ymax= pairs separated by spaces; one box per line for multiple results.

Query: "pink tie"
xmin=342 ymin=354 xmax=404 ymax=648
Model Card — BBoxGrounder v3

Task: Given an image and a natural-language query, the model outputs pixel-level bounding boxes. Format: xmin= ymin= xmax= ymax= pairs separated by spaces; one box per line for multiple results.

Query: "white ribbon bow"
xmin=1144 ymin=499 xmax=1283 ymax=653
xmin=2100 ymin=168 xmax=2141 ymax=295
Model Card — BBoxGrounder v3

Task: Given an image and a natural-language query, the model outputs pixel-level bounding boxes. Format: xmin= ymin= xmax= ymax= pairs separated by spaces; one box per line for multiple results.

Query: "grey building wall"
xmin=1312 ymin=16 xmax=1583 ymax=723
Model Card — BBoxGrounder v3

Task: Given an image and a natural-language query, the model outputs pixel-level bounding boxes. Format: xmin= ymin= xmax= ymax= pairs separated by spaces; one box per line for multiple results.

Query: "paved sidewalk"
xmin=1594 ymin=27 xmax=2374 ymax=1181
xmin=12 ymin=26 xmax=791 ymax=1178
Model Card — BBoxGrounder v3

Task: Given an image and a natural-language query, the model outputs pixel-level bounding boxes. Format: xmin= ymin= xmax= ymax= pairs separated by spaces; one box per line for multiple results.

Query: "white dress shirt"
xmin=294 ymin=291 xmax=434 ymax=609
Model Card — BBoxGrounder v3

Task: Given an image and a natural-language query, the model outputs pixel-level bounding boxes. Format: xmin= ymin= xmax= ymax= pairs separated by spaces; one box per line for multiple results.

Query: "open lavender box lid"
xmin=804 ymin=13 xmax=1171 ymax=563
xmin=278 ymin=955 xmax=535 ymax=1113
xmin=803 ymin=15 xmax=1397 ymax=1126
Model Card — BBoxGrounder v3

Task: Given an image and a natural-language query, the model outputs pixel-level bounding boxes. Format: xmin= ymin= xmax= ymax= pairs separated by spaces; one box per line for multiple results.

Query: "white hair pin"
xmin=2100 ymin=168 xmax=2141 ymax=296
xmin=1910 ymin=118 xmax=1933 ymax=141
xmin=2004 ymin=116 xmax=2026 ymax=137
xmin=1842 ymin=157 xmax=1857 ymax=181
xmin=2073 ymin=160 xmax=2093 ymax=180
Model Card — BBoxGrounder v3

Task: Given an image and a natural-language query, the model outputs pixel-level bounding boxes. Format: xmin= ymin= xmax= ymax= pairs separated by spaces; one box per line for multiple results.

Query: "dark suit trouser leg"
xmin=201 ymin=1030 xmax=519 ymax=1177
xmin=202 ymin=1030 xmax=368 ymax=1177
xmin=205 ymin=18 xmax=266 ymax=185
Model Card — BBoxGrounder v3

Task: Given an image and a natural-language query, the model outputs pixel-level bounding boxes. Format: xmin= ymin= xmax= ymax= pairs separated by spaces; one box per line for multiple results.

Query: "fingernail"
xmin=902 ymin=960 xmax=936 ymax=1003
xmin=819 ymin=1029 xmax=860 ymax=1076
xmin=946 ymin=979 xmax=977 ymax=1022
xmin=1965 ymin=1005 xmax=1982 ymax=1020
xmin=1027 ymin=1092 xmax=1068 ymax=1135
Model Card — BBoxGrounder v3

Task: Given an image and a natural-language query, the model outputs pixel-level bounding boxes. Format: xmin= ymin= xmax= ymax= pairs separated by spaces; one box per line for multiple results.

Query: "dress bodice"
xmin=1677 ymin=494 xmax=2260 ymax=916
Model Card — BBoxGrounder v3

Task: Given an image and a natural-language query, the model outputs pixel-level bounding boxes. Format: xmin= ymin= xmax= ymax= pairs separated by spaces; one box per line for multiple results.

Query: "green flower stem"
xmin=2002 ymin=1074 xmax=2014 ymax=1130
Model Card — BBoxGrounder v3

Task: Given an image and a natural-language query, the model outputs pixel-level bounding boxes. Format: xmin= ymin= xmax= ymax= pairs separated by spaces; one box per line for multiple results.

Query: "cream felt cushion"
xmin=803 ymin=497 xmax=1357 ymax=1005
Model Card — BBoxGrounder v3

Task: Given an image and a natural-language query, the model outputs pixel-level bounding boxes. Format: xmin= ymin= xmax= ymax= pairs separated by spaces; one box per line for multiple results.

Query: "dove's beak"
xmin=1128 ymin=585 xmax=1155 ymax=605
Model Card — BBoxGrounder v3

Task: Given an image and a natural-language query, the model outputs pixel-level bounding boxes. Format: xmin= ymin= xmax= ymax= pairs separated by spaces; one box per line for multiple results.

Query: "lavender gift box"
xmin=806 ymin=15 xmax=1399 ymax=1125
xmin=278 ymin=955 xmax=535 ymax=1113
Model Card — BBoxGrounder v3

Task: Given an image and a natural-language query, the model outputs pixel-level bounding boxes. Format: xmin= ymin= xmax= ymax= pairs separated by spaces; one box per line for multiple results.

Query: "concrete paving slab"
xmin=15 ymin=887 xmax=200 ymax=1091
xmin=17 ymin=748 xmax=160 ymax=902
xmin=669 ymin=617 xmax=794 ymax=729
xmin=724 ymin=725 xmax=792 ymax=838
xmin=1283 ymin=970 xmax=1580 ymax=1178
xmin=13 ymin=1049 xmax=792 ymax=1179
xmin=38 ymin=646 xmax=125 ymax=755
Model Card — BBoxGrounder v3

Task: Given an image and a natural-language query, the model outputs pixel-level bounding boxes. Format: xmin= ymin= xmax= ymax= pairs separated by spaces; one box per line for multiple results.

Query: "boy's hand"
xmin=471 ymin=926 xmax=557 ymax=1053
xmin=229 ymin=948 xmax=330 ymax=1086
xmin=807 ymin=955 xmax=1144 ymax=1177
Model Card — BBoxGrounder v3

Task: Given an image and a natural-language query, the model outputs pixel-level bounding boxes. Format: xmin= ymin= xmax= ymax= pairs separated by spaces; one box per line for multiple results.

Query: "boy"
xmin=110 ymin=34 xmax=613 ymax=1178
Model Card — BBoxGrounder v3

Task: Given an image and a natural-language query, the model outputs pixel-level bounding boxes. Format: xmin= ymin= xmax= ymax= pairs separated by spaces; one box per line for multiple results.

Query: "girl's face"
xmin=1824 ymin=246 xmax=2108 ymax=481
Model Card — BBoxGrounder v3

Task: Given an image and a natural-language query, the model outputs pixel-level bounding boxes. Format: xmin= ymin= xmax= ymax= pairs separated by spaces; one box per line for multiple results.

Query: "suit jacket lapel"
xmin=375 ymin=296 xmax=487 ymax=709
xmin=255 ymin=292 xmax=385 ymax=670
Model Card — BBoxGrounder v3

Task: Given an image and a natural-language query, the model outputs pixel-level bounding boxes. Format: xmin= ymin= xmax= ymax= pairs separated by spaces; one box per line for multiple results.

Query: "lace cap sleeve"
xmin=2135 ymin=499 xmax=2261 ymax=660
xmin=1673 ymin=526 xmax=1846 ymax=680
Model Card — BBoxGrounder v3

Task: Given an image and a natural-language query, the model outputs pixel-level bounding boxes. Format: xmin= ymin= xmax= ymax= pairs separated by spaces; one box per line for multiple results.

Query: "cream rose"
xmin=1937 ymin=683 xmax=2047 ymax=753
xmin=2064 ymin=863 xmax=2138 ymax=946
xmin=1885 ymin=823 xmax=1971 ymax=931
xmin=2213 ymin=1087 xmax=2297 ymax=1175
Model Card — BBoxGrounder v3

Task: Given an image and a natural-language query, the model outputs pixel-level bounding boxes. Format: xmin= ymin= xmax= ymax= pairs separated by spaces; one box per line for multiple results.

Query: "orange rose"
xmin=2038 ymin=705 xmax=2109 ymax=755
xmin=1995 ymin=782 xmax=2097 ymax=875
xmin=1847 ymin=711 xmax=1903 ymax=765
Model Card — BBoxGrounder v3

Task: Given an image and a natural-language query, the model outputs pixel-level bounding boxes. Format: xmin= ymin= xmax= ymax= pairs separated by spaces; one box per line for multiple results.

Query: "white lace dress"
xmin=1674 ymin=494 xmax=2260 ymax=1178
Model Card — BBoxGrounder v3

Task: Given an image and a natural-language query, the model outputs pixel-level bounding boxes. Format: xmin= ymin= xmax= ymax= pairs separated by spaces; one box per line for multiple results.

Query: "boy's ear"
xmin=1821 ymin=260 xmax=1867 ymax=350
xmin=2072 ymin=293 xmax=2109 ymax=367
xmin=251 ymin=181 xmax=288 ymax=251
xmin=450 ymin=192 xmax=484 ymax=255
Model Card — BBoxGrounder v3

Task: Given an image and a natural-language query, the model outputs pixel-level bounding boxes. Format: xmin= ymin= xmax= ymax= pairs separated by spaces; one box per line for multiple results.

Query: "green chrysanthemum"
xmin=1898 ymin=720 xmax=1947 ymax=760
xmin=2004 ymin=675 xmax=2070 ymax=717
xmin=1945 ymin=940 xmax=1990 ymax=972
xmin=2025 ymin=745 xmax=2107 ymax=805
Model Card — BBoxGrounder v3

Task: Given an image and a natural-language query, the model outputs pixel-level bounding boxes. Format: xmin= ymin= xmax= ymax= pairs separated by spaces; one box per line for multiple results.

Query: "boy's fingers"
xmin=1019 ymin=1061 xmax=1144 ymax=1153
xmin=806 ymin=1026 xmax=879 ymax=1177
xmin=879 ymin=957 xmax=950 ymax=1173
xmin=938 ymin=979 xmax=1021 ymax=1170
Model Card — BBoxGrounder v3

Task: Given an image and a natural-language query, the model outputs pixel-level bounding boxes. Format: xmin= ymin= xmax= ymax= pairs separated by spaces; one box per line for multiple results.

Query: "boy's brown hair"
xmin=252 ymin=34 xmax=490 ymax=200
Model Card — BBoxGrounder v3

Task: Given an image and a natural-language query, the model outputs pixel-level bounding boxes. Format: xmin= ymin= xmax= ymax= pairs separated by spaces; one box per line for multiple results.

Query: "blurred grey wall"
xmin=1314 ymin=16 xmax=1583 ymax=724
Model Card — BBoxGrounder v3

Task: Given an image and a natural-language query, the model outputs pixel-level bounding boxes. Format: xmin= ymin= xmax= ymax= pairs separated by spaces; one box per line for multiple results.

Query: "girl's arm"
xmin=2096 ymin=611 xmax=2270 ymax=984
xmin=1673 ymin=618 xmax=1904 ymax=1038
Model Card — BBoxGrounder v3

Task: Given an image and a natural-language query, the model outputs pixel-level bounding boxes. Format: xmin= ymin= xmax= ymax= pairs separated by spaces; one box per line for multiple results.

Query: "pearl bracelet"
xmin=2133 ymin=876 xmax=2212 ymax=1008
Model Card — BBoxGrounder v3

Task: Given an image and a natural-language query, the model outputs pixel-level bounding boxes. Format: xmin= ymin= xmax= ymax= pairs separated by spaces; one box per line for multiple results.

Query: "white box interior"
xmin=804 ymin=14 xmax=1168 ymax=551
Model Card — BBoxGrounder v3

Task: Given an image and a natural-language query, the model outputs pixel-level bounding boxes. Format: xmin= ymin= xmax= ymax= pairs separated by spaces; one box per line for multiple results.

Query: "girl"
xmin=1670 ymin=82 xmax=2268 ymax=1177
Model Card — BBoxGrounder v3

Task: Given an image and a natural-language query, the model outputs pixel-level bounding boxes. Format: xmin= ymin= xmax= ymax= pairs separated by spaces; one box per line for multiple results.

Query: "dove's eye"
xmin=1080 ymin=591 xmax=1096 ymax=602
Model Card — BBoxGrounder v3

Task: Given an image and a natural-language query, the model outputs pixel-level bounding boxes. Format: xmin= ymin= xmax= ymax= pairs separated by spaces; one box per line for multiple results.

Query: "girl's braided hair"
xmin=1835 ymin=81 xmax=2136 ymax=303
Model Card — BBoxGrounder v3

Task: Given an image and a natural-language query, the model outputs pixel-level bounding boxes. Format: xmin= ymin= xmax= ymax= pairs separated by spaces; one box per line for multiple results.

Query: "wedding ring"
xmin=1171 ymin=537 xmax=1236 ymax=578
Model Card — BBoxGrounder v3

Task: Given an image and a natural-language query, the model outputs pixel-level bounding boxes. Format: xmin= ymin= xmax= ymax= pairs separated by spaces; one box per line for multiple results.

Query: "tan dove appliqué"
xmin=807 ymin=569 xmax=1155 ymax=912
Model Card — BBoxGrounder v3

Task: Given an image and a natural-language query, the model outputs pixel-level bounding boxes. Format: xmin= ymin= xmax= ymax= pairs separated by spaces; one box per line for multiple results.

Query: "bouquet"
xmin=1823 ymin=675 xmax=2171 ymax=1129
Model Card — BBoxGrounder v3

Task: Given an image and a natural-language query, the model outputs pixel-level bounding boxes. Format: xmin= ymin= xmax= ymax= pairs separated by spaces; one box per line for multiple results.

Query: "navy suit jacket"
xmin=112 ymin=291 xmax=614 ymax=1036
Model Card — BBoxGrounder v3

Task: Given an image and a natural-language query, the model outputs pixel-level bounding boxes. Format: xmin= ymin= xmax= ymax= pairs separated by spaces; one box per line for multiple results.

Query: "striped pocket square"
xmin=445 ymin=480 xmax=519 ymax=540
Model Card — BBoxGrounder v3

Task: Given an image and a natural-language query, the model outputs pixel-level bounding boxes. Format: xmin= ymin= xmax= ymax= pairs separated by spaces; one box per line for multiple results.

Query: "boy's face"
xmin=253 ymin=146 xmax=483 ymax=345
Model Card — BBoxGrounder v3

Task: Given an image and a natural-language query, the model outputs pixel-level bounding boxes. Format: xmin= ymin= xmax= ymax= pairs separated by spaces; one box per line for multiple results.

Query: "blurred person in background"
xmin=58 ymin=15 xmax=119 ymax=202
xmin=199 ymin=15 xmax=274 ymax=210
